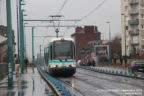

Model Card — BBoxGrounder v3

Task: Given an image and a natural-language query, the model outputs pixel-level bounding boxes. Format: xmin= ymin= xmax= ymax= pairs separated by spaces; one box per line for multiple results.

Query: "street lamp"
xmin=106 ymin=21 xmax=111 ymax=64
xmin=121 ymin=13 xmax=127 ymax=56
xmin=19 ymin=0 xmax=26 ymax=73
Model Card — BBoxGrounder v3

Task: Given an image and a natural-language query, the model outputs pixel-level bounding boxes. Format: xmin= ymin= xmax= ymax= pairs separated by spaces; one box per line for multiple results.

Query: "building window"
xmin=125 ymin=6 xmax=128 ymax=12
xmin=126 ymin=26 xmax=128 ymax=30
xmin=126 ymin=16 xmax=129 ymax=21
xmin=126 ymin=46 xmax=129 ymax=51
xmin=141 ymin=35 xmax=144 ymax=40
xmin=142 ymin=25 xmax=144 ymax=30
xmin=132 ymin=15 xmax=138 ymax=20
xmin=142 ymin=14 xmax=144 ymax=19
xmin=126 ymin=36 xmax=129 ymax=41
xmin=133 ymin=36 xmax=138 ymax=43
xmin=142 ymin=45 xmax=144 ymax=49
xmin=131 ymin=5 xmax=137 ymax=12
xmin=141 ymin=4 xmax=144 ymax=9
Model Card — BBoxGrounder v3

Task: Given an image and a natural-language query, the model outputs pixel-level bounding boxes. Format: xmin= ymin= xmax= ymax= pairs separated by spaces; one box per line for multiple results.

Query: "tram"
xmin=44 ymin=38 xmax=76 ymax=76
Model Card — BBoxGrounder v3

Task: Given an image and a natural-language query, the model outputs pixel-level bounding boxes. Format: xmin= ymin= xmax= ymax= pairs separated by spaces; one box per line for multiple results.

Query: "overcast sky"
xmin=0 ymin=0 xmax=121 ymax=60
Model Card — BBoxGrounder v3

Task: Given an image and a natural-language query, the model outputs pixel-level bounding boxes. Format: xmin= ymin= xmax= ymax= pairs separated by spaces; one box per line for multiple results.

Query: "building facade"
xmin=71 ymin=26 xmax=101 ymax=60
xmin=121 ymin=0 xmax=144 ymax=56
xmin=0 ymin=35 xmax=7 ymax=62
xmin=0 ymin=26 xmax=16 ymax=62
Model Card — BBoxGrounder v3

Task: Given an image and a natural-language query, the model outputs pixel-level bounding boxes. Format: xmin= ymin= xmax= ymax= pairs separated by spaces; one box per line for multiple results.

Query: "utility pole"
xmin=121 ymin=14 xmax=127 ymax=57
xmin=106 ymin=21 xmax=111 ymax=63
xmin=32 ymin=27 xmax=35 ymax=63
xmin=6 ymin=0 xmax=13 ymax=87
xmin=19 ymin=0 xmax=25 ymax=73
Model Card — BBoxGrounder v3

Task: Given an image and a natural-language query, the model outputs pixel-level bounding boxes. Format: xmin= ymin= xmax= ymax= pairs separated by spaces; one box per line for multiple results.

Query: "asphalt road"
xmin=57 ymin=68 xmax=144 ymax=96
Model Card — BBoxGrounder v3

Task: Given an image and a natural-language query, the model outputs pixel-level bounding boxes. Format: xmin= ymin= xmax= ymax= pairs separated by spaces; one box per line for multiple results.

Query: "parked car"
xmin=128 ymin=61 xmax=144 ymax=73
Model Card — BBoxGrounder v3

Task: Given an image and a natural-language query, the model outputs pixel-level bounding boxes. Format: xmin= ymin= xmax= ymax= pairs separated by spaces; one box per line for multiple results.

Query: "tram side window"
xmin=47 ymin=52 xmax=49 ymax=62
xmin=45 ymin=52 xmax=48 ymax=64
xmin=51 ymin=46 xmax=53 ymax=60
xmin=74 ymin=46 xmax=76 ymax=59
xmin=44 ymin=53 xmax=46 ymax=63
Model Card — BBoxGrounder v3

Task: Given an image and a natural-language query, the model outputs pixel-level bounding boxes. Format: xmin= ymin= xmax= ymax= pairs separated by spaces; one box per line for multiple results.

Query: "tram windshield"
xmin=53 ymin=41 xmax=74 ymax=60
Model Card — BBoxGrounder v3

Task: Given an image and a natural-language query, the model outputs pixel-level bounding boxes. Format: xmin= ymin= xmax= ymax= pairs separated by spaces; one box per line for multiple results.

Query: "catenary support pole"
xmin=6 ymin=0 xmax=13 ymax=87
xmin=16 ymin=0 xmax=20 ymax=64
xmin=32 ymin=27 xmax=35 ymax=63
xmin=19 ymin=0 xmax=25 ymax=73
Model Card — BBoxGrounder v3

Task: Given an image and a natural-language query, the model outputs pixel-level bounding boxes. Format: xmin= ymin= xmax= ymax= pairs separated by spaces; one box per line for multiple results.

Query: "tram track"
xmin=56 ymin=77 xmax=86 ymax=96
xmin=56 ymin=75 xmax=118 ymax=96
xmin=56 ymin=68 xmax=144 ymax=96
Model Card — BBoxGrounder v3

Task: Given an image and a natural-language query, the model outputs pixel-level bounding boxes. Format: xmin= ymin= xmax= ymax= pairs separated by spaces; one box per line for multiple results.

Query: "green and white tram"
xmin=44 ymin=38 xmax=76 ymax=76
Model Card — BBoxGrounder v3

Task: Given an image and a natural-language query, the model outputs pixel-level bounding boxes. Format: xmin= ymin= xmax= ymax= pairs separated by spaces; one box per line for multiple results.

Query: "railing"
xmin=78 ymin=65 xmax=144 ymax=79
xmin=128 ymin=19 xmax=139 ymax=24
xmin=129 ymin=29 xmax=139 ymax=35
xmin=129 ymin=0 xmax=139 ymax=4
xmin=129 ymin=10 xmax=139 ymax=14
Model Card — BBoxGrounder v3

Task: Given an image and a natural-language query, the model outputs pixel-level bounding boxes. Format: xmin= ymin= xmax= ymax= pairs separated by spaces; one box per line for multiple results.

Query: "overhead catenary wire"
xmin=62 ymin=0 xmax=107 ymax=37
xmin=81 ymin=0 xmax=107 ymax=21
xmin=57 ymin=0 xmax=68 ymax=15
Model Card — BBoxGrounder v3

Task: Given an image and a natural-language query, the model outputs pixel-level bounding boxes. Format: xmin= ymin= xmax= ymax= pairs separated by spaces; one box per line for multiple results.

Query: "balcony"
xmin=129 ymin=40 xmax=139 ymax=45
xmin=129 ymin=10 xmax=139 ymax=15
xmin=129 ymin=30 xmax=139 ymax=35
xmin=128 ymin=19 xmax=139 ymax=25
xmin=129 ymin=0 xmax=139 ymax=5
xmin=131 ymin=42 xmax=139 ymax=45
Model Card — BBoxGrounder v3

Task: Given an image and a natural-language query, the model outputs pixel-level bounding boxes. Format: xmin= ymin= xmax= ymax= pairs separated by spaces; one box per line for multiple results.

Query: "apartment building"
xmin=121 ymin=0 xmax=144 ymax=56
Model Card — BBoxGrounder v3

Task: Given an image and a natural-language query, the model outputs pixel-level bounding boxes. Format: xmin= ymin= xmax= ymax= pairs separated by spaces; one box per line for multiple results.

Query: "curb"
xmin=37 ymin=66 xmax=72 ymax=96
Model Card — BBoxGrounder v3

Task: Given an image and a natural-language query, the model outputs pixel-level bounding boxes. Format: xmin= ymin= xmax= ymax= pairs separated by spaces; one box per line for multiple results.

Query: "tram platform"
xmin=0 ymin=67 xmax=53 ymax=96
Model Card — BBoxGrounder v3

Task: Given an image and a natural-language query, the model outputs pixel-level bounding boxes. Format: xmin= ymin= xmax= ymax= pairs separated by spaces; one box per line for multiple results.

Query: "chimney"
xmin=75 ymin=27 xmax=83 ymax=33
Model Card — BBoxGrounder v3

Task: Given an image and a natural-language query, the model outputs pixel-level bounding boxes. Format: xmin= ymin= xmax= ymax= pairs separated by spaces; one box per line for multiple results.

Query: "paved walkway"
xmin=0 ymin=67 xmax=53 ymax=96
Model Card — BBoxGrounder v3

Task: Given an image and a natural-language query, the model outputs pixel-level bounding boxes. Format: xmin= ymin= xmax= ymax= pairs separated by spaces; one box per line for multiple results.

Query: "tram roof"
xmin=50 ymin=38 xmax=74 ymax=42
xmin=44 ymin=38 xmax=74 ymax=48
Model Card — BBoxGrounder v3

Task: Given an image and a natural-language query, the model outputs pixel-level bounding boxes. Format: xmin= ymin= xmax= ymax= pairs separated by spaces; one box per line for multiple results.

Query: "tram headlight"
xmin=71 ymin=64 xmax=76 ymax=67
xmin=50 ymin=64 xmax=57 ymax=68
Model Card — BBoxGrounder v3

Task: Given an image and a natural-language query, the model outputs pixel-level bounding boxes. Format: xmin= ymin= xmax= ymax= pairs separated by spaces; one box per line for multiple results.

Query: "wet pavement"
xmin=0 ymin=67 xmax=143 ymax=96
xmin=57 ymin=68 xmax=144 ymax=96
xmin=0 ymin=68 xmax=54 ymax=96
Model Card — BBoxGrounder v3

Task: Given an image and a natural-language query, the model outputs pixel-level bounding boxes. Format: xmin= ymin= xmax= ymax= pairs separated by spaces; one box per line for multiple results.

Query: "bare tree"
xmin=110 ymin=34 xmax=121 ymax=57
